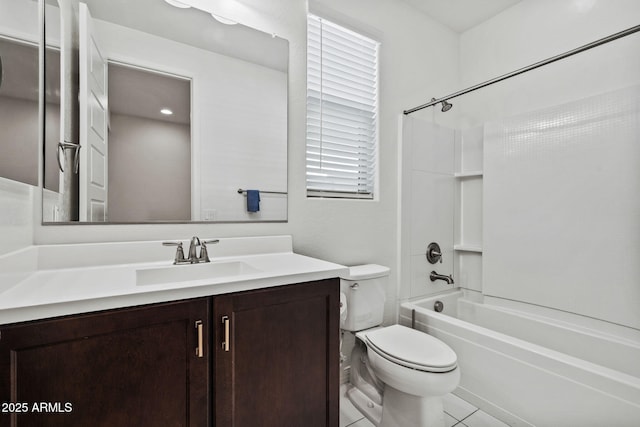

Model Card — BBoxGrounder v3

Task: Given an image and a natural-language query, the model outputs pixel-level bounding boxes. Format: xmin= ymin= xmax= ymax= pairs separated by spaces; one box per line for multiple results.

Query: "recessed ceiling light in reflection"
xmin=160 ymin=108 xmax=174 ymax=115
xmin=211 ymin=13 xmax=238 ymax=25
xmin=164 ymin=0 xmax=191 ymax=9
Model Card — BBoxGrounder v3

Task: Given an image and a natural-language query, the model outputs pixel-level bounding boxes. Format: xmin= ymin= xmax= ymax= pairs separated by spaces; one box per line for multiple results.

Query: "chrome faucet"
xmin=187 ymin=236 xmax=201 ymax=261
xmin=163 ymin=236 xmax=220 ymax=264
xmin=430 ymin=271 xmax=454 ymax=285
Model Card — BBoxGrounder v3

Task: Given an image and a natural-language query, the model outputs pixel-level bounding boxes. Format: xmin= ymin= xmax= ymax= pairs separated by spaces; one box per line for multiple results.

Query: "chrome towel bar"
xmin=237 ymin=188 xmax=287 ymax=195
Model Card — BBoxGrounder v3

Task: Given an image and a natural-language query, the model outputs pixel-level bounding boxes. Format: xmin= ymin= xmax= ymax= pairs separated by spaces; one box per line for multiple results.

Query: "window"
xmin=306 ymin=14 xmax=379 ymax=199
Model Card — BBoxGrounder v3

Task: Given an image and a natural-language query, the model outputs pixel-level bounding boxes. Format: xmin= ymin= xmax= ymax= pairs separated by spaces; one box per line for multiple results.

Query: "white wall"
xmin=457 ymin=0 xmax=640 ymax=126
xmin=197 ymin=57 xmax=287 ymax=222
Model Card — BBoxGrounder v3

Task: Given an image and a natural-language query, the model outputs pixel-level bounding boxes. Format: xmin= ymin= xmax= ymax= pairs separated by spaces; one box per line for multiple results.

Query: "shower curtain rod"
xmin=403 ymin=24 xmax=640 ymax=115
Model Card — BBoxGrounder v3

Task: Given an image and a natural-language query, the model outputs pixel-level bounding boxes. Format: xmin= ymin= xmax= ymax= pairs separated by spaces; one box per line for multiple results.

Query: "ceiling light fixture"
xmin=164 ymin=0 xmax=191 ymax=9
xmin=211 ymin=13 xmax=237 ymax=25
xmin=160 ymin=108 xmax=174 ymax=115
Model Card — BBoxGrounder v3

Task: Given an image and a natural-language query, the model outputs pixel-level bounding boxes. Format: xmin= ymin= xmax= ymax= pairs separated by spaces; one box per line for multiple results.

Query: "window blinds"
xmin=306 ymin=14 xmax=379 ymax=199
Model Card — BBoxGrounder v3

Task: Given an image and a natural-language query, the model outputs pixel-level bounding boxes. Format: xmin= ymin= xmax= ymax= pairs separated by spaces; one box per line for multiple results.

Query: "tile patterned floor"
xmin=340 ymin=385 xmax=510 ymax=427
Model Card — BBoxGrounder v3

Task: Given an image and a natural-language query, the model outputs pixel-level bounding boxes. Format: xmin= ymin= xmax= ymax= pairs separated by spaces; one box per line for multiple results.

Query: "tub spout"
xmin=430 ymin=271 xmax=454 ymax=285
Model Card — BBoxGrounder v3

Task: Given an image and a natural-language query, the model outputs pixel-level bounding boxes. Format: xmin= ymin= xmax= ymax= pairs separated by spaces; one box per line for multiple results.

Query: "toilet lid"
xmin=365 ymin=325 xmax=457 ymax=373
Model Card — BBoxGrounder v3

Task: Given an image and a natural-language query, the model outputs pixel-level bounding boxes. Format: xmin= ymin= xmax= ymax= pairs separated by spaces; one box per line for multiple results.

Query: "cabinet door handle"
xmin=222 ymin=316 xmax=230 ymax=352
xmin=195 ymin=320 xmax=204 ymax=358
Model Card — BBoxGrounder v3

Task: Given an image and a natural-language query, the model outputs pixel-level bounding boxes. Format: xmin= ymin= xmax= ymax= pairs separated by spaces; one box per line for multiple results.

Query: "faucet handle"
xmin=199 ymin=240 xmax=219 ymax=263
xmin=426 ymin=242 xmax=443 ymax=264
xmin=163 ymin=241 xmax=186 ymax=264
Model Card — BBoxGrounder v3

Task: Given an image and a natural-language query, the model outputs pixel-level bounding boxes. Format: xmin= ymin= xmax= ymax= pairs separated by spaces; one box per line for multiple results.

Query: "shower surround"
xmin=398 ymin=84 xmax=640 ymax=425
xmin=399 ymin=3 xmax=640 ymax=422
xmin=483 ymin=85 xmax=640 ymax=330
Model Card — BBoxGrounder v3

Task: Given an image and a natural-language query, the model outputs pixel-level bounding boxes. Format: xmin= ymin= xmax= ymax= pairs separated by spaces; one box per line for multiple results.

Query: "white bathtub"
xmin=400 ymin=291 xmax=640 ymax=427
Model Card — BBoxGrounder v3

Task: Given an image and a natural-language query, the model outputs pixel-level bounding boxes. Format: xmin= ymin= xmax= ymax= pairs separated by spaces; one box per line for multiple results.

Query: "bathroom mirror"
xmin=40 ymin=0 xmax=288 ymax=223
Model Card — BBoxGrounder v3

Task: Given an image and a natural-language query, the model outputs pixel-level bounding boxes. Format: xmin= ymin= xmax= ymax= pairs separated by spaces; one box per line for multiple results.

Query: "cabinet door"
xmin=214 ymin=279 xmax=339 ymax=427
xmin=0 ymin=298 xmax=210 ymax=427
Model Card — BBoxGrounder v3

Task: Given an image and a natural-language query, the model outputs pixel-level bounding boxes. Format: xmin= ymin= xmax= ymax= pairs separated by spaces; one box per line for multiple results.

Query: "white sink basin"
xmin=136 ymin=261 xmax=261 ymax=286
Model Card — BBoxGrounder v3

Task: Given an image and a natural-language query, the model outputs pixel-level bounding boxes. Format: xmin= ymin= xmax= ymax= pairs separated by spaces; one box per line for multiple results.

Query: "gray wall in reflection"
xmin=108 ymin=114 xmax=190 ymax=222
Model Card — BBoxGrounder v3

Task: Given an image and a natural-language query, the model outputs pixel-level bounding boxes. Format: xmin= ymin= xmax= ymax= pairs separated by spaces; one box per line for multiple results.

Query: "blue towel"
xmin=246 ymin=190 xmax=260 ymax=212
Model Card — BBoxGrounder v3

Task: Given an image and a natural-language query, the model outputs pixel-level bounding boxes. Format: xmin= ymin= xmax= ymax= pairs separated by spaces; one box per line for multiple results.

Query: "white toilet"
xmin=341 ymin=265 xmax=460 ymax=427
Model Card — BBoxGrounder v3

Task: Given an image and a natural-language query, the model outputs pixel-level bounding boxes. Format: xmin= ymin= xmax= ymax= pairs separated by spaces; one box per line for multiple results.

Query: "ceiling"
xmin=401 ymin=0 xmax=522 ymax=33
xmin=109 ymin=64 xmax=191 ymax=125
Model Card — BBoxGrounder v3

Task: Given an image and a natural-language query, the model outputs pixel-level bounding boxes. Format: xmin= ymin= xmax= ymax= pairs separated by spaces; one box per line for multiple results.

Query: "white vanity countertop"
xmin=0 ymin=236 xmax=349 ymax=324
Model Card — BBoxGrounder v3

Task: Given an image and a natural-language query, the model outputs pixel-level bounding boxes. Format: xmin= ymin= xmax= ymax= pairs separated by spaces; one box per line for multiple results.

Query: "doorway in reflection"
xmin=108 ymin=63 xmax=191 ymax=222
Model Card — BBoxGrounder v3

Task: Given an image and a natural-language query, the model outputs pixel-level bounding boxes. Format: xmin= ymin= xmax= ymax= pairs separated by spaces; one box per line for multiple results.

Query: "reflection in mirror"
xmin=108 ymin=63 xmax=191 ymax=222
xmin=42 ymin=0 xmax=288 ymax=223
xmin=0 ymin=0 xmax=40 ymax=188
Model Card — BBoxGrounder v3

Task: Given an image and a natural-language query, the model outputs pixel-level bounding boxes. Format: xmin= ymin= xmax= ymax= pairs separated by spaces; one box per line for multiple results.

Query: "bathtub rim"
xmin=406 ymin=288 xmax=640 ymax=345
xmin=401 ymin=293 xmax=640 ymax=406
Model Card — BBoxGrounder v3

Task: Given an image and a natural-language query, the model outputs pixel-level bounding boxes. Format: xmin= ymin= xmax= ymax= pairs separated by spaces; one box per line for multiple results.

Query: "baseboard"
xmin=453 ymin=386 xmax=534 ymax=427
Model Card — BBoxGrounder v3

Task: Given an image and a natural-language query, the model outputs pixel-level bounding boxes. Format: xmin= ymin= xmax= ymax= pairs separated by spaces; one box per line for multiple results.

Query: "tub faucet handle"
xmin=426 ymin=242 xmax=443 ymax=264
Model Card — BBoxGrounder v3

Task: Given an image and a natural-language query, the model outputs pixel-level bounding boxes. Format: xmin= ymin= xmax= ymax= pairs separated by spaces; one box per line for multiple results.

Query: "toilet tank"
xmin=340 ymin=264 xmax=389 ymax=332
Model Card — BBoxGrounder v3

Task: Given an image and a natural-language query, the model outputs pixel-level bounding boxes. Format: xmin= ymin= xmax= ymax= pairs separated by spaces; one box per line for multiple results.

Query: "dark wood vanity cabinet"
xmin=0 ymin=298 xmax=211 ymax=427
xmin=214 ymin=279 xmax=339 ymax=427
xmin=0 ymin=278 xmax=339 ymax=427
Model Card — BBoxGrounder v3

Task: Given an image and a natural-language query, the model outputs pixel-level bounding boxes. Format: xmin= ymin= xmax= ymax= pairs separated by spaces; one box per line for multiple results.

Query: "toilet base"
xmin=380 ymin=385 xmax=445 ymax=427
xmin=346 ymin=385 xmax=383 ymax=426
xmin=348 ymin=383 xmax=447 ymax=427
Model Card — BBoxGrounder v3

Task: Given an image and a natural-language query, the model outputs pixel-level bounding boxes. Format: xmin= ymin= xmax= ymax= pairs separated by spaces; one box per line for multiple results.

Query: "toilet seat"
xmin=364 ymin=325 xmax=457 ymax=373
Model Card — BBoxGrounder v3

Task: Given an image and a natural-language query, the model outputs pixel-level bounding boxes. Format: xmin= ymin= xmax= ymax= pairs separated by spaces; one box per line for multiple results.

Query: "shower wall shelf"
xmin=454 ymin=245 xmax=483 ymax=253
xmin=454 ymin=171 xmax=483 ymax=178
